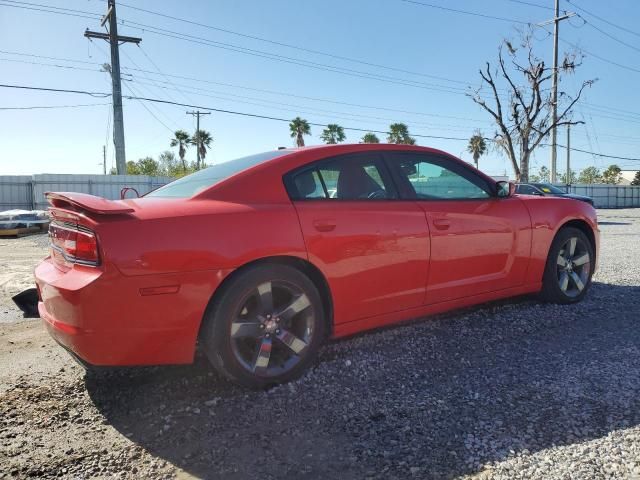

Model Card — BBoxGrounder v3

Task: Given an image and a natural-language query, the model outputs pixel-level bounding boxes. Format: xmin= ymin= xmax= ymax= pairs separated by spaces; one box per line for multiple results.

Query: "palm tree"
xmin=289 ymin=117 xmax=311 ymax=147
xmin=467 ymin=133 xmax=487 ymax=169
xmin=320 ymin=124 xmax=346 ymax=144
xmin=361 ymin=133 xmax=380 ymax=144
xmin=191 ymin=129 xmax=213 ymax=169
xmin=170 ymin=130 xmax=191 ymax=172
xmin=387 ymin=123 xmax=416 ymax=145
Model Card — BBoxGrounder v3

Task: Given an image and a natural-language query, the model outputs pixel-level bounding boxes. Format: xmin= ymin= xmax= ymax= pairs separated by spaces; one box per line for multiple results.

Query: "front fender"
xmin=519 ymin=196 xmax=599 ymax=284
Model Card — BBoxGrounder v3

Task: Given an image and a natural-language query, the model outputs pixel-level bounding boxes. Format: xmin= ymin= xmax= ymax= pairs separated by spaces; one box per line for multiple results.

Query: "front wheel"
xmin=541 ymin=227 xmax=594 ymax=304
xmin=200 ymin=264 xmax=325 ymax=389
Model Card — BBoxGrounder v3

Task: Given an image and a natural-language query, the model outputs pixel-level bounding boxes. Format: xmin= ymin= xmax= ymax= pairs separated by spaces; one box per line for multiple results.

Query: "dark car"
xmin=516 ymin=183 xmax=594 ymax=206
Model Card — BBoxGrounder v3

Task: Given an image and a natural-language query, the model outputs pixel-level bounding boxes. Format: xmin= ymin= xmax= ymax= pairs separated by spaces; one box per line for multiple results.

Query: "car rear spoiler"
xmin=46 ymin=192 xmax=135 ymax=215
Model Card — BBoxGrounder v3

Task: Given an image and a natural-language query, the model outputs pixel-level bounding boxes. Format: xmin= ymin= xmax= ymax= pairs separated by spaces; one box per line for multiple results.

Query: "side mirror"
xmin=496 ymin=181 xmax=515 ymax=198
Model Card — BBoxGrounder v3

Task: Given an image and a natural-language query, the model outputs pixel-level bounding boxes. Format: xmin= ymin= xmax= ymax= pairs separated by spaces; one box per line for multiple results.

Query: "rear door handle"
xmin=433 ymin=219 xmax=451 ymax=230
xmin=313 ymin=219 xmax=336 ymax=232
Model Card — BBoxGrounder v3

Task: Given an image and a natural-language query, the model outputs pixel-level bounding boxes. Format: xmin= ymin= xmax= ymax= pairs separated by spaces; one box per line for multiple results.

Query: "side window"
xmin=289 ymin=155 xmax=396 ymax=200
xmin=517 ymin=184 xmax=537 ymax=195
xmin=293 ymin=170 xmax=326 ymax=198
xmin=388 ymin=154 xmax=491 ymax=200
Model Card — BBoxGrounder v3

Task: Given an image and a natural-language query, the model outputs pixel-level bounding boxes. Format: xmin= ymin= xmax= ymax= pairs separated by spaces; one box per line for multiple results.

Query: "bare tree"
xmin=468 ymin=32 xmax=595 ymax=182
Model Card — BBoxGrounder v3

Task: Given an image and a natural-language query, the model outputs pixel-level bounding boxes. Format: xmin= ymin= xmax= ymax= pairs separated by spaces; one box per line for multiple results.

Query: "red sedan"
xmin=35 ymin=144 xmax=598 ymax=388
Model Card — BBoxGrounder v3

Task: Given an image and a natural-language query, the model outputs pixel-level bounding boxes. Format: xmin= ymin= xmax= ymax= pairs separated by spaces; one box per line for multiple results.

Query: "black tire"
xmin=540 ymin=227 xmax=594 ymax=304
xmin=200 ymin=264 xmax=326 ymax=389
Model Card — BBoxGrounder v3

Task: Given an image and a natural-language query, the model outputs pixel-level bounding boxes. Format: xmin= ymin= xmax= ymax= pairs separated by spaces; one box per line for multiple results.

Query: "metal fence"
xmin=1 ymin=175 xmax=639 ymax=211
xmin=0 ymin=174 xmax=173 ymax=211
xmin=562 ymin=184 xmax=640 ymax=209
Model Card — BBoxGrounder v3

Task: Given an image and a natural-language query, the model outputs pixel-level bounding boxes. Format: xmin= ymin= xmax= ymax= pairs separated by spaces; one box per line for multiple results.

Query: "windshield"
xmin=534 ymin=183 xmax=566 ymax=194
xmin=147 ymin=150 xmax=291 ymax=198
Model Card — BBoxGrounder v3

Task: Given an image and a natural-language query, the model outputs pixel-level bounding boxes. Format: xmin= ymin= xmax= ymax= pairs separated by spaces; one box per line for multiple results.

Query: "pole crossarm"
xmin=84 ymin=30 xmax=142 ymax=44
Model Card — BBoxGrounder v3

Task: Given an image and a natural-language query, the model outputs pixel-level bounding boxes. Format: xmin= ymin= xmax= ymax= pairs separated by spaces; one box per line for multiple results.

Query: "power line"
xmin=399 ymin=0 xmax=531 ymax=24
xmin=578 ymin=15 xmax=640 ymax=54
xmin=3 ymin=51 xmax=639 ymax=129
xmin=565 ymin=0 xmax=640 ymax=39
xmin=508 ymin=0 xmax=554 ymax=11
xmin=1 ymin=0 xmax=474 ymax=94
xmin=0 ymin=0 xmax=99 ymax=20
xmin=0 ymin=50 xmax=490 ymax=123
xmin=0 ymin=56 xmax=102 ymax=72
xmin=555 ymin=32 xmax=640 ymax=74
xmin=0 ymin=102 xmax=109 ymax=110
xmin=3 ymin=82 xmax=639 ymax=162
xmin=117 ymin=0 xmax=472 ymax=87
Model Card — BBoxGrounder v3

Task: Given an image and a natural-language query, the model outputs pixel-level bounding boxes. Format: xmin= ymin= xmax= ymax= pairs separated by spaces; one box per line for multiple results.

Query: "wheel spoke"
xmin=256 ymin=282 xmax=274 ymax=315
xmin=570 ymin=272 xmax=585 ymax=292
xmin=559 ymin=272 xmax=569 ymax=291
xmin=230 ymin=320 xmax=262 ymax=339
xmin=278 ymin=294 xmax=311 ymax=322
xmin=252 ymin=337 xmax=272 ymax=374
xmin=573 ymin=253 xmax=589 ymax=266
xmin=568 ymin=237 xmax=577 ymax=256
xmin=557 ymin=255 xmax=567 ymax=267
xmin=275 ymin=328 xmax=308 ymax=354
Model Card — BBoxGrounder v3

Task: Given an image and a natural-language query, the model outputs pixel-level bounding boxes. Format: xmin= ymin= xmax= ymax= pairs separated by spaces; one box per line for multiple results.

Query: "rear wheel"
xmin=541 ymin=227 xmax=594 ymax=304
xmin=200 ymin=264 xmax=325 ymax=389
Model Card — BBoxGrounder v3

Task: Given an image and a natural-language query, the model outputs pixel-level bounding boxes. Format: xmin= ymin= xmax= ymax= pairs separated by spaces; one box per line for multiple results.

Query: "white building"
xmin=620 ymin=170 xmax=639 ymax=185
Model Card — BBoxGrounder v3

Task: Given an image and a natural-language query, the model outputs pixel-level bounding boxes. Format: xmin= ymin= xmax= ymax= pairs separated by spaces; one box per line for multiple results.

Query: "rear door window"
xmin=287 ymin=154 xmax=397 ymax=200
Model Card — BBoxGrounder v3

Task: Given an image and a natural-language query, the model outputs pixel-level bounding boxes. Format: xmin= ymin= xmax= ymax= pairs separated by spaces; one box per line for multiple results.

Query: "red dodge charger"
xmin=35 ymin=144 xmax=599 ymax=388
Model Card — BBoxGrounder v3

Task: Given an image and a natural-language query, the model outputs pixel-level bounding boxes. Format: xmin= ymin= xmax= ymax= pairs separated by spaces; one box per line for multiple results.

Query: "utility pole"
xmin=187 ymin=110 xmax=211 ymax=169
xmin=566 ymin=124 xmax=571 ymax=187
xmin=103 ymin=145 xmax=107 ymax=175
xmin=539 ymin=0 xmax=575 ymax=184
xmin=85 ymin=1 xmax=141 ymax=175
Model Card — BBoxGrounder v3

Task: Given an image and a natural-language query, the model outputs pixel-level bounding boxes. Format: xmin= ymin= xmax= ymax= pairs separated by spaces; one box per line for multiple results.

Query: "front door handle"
xmin=432 ymin=219 xmax=451 ymax=230
xmin=313 ymin=219 xmax=336 ymax=232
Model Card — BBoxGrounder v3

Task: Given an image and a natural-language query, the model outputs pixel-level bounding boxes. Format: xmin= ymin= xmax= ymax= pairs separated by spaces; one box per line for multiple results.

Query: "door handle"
xmin=313 ymin=219 xmax=336 ymax=232
xmin=432 ymin=219 xmax=450 ymax=230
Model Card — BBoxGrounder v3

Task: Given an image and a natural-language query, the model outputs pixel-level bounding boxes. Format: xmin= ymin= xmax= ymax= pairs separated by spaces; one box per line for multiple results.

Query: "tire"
xmin=200 ymin=264 xmax=326 ymax=389
xmin=540 ymin=227 xmax=594 ymax=304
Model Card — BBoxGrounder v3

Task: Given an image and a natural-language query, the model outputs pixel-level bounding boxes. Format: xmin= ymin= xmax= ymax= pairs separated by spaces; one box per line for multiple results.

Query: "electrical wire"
xmin=0 ymin=102 xmax=109 ymax=110
xmin=565 ymin=0 xmax=640 ymax=39
xmin=117 ymin=0 xmax=472 ymax=87
xmin=398 ymin=0 xmax=531 ymax=24
xmin=2 ymin=82 xmax=639 ymax=162
xmin=579 ymin=15 xmax=640 ymax=55
xmin=0 ymin=50 xmax=491 ymax=123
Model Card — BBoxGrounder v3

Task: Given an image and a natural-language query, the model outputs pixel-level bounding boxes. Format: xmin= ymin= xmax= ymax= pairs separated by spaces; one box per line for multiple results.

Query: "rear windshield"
xmin=147 ymin=150 xmax=290 ymax=198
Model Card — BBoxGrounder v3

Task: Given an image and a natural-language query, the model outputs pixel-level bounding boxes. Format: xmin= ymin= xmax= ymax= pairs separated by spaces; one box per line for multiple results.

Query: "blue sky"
xmin=1 ymin=0 xmax=639 ymax=177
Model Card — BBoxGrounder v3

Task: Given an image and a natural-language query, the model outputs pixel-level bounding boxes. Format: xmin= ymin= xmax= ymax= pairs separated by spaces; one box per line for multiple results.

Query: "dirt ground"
xmin=1 ymin=211 xmax=639 ymax=479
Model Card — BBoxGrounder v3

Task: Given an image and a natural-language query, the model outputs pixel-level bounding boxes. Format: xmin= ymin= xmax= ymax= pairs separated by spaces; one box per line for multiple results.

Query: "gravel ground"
xmin=0 ymin=209 xmax=639 ymax=479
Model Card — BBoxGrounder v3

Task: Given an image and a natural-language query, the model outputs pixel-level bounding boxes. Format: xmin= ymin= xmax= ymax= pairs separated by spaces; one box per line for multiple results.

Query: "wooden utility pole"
xmin=187 ymin=110 xmax=211 ymax=169
xmin=85 ymin=0 xmax=141 ymax=175
xmin=539 ymin=0 xmax=575 ymax=183
xmin=103 ymin=145 xmax=107 ymax=175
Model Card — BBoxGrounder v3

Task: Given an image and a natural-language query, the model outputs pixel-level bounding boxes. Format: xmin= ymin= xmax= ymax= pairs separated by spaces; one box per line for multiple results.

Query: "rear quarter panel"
xmin=519 ymin=196 xmax=599 ymax=284
xmin=93 ymin=199 xmax=308 ymax=276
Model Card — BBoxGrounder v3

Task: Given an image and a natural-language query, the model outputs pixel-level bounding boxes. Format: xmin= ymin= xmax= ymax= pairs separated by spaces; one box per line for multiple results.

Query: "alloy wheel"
xmin=229 ymin=280 xmax=314 ymax=377
xmin=556 ymin=236 xmax=591 ymax=298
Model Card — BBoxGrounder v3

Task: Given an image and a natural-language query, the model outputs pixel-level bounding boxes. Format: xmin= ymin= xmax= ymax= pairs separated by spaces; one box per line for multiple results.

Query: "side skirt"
xmin=332 ymin=283 xmax=542 ymax=338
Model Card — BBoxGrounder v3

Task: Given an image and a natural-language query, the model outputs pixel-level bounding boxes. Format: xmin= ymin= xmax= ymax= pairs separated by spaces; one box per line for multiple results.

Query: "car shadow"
xmin=85 ymin=282 xmax=640 ymax=479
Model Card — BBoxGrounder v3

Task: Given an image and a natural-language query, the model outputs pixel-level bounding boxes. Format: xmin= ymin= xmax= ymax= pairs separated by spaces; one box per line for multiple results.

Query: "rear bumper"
xmin=35 ymin=258 xmax=230 ymax=366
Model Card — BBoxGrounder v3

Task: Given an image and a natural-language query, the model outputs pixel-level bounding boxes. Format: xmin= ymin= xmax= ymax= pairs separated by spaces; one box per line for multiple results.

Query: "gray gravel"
xmin=1 ymin=208 xmax=639 ymax=479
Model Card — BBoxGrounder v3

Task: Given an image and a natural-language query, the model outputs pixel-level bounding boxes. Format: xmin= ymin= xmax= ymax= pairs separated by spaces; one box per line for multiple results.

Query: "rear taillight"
xmin=49 ymin=221 xmax=100 ymax=267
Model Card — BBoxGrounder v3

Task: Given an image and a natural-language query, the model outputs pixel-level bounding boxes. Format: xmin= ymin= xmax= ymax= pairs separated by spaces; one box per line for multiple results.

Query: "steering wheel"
xmin=367 ymin=189 xmax=387 ymax=199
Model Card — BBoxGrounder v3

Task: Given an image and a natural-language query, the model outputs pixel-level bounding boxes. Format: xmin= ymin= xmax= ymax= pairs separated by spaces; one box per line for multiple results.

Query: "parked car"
xmin=516 ymin=182 xmax=595 ymax=206
xmin=35 ymin=144 xmax=599 ymax=388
